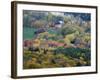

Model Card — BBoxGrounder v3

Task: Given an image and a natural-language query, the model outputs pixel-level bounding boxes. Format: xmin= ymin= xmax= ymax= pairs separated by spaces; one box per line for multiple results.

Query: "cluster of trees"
xmin=23 ymin=47 xmax=90 ymax=69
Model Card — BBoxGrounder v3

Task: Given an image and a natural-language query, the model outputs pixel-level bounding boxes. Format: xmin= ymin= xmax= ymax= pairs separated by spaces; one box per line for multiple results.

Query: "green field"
xmin=23 ymin=27 xmax=36 ymax=39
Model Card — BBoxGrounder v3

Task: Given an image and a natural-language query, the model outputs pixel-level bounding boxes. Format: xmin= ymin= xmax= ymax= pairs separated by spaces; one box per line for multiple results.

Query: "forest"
xmin=23 ymin=10 xmax=91 ymax=69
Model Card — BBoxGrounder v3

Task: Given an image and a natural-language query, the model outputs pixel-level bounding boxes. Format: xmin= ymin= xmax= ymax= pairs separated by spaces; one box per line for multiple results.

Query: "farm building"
xmin=54 ymin=21 xmax=64 ymax=28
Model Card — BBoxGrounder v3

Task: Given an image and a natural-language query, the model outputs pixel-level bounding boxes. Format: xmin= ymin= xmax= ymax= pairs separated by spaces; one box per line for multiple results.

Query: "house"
xmin=54 ymin=21 xmax=64 ymax=28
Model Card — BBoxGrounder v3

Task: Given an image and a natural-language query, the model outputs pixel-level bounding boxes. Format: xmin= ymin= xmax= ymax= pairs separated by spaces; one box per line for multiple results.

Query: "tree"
xmin=47 ymin=12 xmax=53 ymax=22
xmin=61 ymin=26 xmax=77 ymax=37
